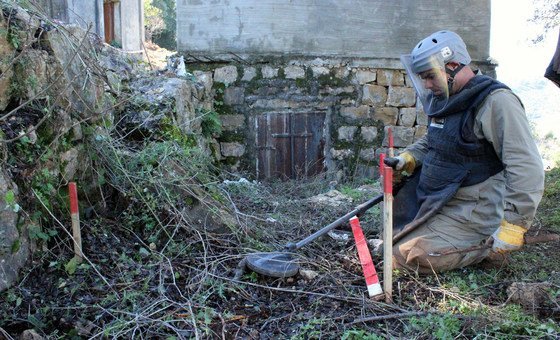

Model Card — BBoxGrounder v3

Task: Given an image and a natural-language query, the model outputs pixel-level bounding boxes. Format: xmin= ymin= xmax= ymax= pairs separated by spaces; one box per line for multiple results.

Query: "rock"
xmin=337 ymin=126 xmax=357 ymax=142
xmin=360 ymin=126 xmax=378 ymax=143
xmin=340 ymin=105 xmax=372 ymax=120
xmin=507 ymin=282 xmax=552 ymax=313
xmin=44 ymin=26 xmax=106 ymax=117
xmin=354 ymin=69 xmax=377 ymax=84
xmin=305 ymin=189 xmax=353 ymax=207
xmin=386 ymin=86 xmax=416 ymax=107
xmin=328 ymin=230 xmax=350 ymax=243
xmin=241 ymin=67 xmax=256 ymax=81
xmin=367 ymin=239 xmax=383 ymax=256
xmin=284 ymin=65 xmax=305 ymax=79
xmin=214 ymin=65 xmax=238 ymax=85
xmin=0 ymin=171 xmax=29 ymax=292
xmin=20 ymin=329 xmax=44 ymax=340
xmin=220 ymin=142 xmax=246 ymax=157
xmin=300 ymin=269 xmax=319 ymax=281
xmin=261 ymin=65 xmax=278 ymax=78
xmin=60 ymin=147 xmax=80 ymax=181
xmin=362 ymin=84 xmax=387 ymax=107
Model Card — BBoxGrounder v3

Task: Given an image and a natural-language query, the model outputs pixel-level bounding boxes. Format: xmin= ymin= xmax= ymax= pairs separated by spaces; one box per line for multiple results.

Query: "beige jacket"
xmin=405 ymin=89 xmax=544 ymax=232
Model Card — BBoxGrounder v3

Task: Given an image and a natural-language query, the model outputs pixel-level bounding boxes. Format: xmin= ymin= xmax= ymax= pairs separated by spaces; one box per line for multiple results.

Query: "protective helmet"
xmin=410 ymin=30 xmax=471 ymax=74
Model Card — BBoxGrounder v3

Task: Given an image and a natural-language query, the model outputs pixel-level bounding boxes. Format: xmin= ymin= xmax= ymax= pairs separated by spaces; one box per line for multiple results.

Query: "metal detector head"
xmin=246 ymin=252 xmax=299 ymax=278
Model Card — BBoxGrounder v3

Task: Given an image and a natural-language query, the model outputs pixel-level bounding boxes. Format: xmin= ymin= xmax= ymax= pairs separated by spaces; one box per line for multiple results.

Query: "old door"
xmin=103 ymin=1 xmax=115 ymax=44
xmin=256 ymin=112 xmax=325 ymax=179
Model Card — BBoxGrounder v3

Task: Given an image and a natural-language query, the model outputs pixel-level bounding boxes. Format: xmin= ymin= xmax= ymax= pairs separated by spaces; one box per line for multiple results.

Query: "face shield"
xmin=401 ymin=53 xmax=449 ymax=114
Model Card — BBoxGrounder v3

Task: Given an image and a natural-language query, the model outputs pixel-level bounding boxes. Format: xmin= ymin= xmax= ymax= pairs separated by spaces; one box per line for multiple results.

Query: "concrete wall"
xmin=66 ymin=0 xmax=104 ymax=37
xmin=119 ymin=0 xmax=144 ymax=52
xmin=177 ymin=0 xmax=491 ymax=64
xmin=38 ymin=0 xmax=144 ymax=52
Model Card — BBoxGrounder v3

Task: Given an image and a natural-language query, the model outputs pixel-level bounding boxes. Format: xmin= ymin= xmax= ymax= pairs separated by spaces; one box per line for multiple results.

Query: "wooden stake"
xmin=69 ymin=182 xmax=83 ymax=263
xmin=383 ymin=165 xmax=393 ymax=303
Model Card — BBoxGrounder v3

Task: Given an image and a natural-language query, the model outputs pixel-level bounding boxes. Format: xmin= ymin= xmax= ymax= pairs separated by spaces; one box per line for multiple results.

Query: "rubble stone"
xmin=214 ymin=65 xmax=238 ymax=84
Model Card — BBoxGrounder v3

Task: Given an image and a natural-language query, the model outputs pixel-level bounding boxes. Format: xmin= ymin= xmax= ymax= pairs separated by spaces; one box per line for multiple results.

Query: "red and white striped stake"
xmin=69 ymin=182 xmax=83 ymax=262
xmin=382 ymin=164 xmax=393 ymax=303
xmin=349 ymin=216 xmax=383 ymax=298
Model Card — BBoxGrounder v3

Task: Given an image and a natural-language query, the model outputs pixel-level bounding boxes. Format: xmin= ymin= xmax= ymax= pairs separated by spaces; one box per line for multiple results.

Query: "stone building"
xmin=36 ymin=0 xmax=144 ymax=52
xmin=179 ymin=0 xmax=494 ymax=180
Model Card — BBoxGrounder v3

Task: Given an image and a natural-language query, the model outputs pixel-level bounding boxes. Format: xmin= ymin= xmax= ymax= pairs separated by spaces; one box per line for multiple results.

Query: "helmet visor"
xmin=401 ymin=54 xmax=449 ymax=114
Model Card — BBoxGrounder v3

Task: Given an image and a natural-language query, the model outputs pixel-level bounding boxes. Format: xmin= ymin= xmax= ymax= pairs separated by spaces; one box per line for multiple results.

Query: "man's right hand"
xmin=383 ymin=152 xmax=416 ymax=175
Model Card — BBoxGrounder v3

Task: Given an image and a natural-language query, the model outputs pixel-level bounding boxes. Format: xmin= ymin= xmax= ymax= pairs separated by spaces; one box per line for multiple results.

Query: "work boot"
xmin=476 ymin=251 xmax=510 ymax=269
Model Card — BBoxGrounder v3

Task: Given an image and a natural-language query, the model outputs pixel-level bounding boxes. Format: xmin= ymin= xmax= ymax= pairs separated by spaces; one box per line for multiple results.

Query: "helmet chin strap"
xmin=445 ymin=63 xmax=465 ymax=94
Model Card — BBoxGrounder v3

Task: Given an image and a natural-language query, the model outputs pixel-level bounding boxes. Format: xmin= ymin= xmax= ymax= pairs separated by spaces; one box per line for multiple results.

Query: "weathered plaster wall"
xmin=177 ymin=0 xmax=491 ymax=64
xmin=66 ymin=0 xmax=104 ymax=36
xmin=119 ymin=0 xmax=144 ymax=52
xmin=38 ymin=0 xmax=144 ymax=52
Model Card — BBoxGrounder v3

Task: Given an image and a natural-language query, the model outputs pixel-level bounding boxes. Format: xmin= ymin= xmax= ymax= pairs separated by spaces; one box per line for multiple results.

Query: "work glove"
xmin=383 ymin=152 xmax=416 ymax=175
xmin=491 ymin=220 xmax=527 ymax=253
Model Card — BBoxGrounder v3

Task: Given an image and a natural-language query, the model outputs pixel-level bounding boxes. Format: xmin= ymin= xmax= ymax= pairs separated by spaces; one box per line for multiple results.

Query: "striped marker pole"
xmin=382 ymin=164 xmax=393 ymax=303
xmin=349 ymin=216 xmax=383 ymax=298
xmin=69 ymin=182 xmax=83 ymax=263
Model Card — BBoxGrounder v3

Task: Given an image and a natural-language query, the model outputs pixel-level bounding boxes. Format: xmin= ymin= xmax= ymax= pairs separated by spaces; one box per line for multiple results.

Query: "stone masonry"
xmin=188 ymin=57 xmax=438 ymax=179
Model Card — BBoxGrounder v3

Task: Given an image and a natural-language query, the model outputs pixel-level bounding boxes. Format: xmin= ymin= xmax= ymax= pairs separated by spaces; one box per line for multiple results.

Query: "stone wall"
xmin=188 ymin=58 xmax=430 ymax=179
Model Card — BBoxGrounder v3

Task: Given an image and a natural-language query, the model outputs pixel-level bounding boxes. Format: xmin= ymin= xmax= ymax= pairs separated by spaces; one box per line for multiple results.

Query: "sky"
xmin=490 ymin=0 xmax=560 ymax=138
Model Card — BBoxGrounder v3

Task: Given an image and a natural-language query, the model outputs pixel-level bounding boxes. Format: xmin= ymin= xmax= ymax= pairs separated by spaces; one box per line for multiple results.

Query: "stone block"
xmin=330 ymin=148 xmax=354 ymax=160
xmin=383 ymin=126 xmax=414 ymax=147
xmin=61 ymin=147 xmax=79 ymax=181
xmin=334 ymin=66 xmax=350 ymax=79
xmin=312 ymin=66 xmax=330 ymax=77
xmin=224 ymin=86 xmax=245 ymax=105
xmin=220 ymin=114 xmax=245 ymax=131
xmin=251 ymin=99 xmax=300 ymax=109
xmin=398 ymin=108 xmax=416 ymax=127
xmin=214 ymin=66 xmax=238 ymax=85
xmin=220 ymin=142 xmax=246 ymax=157
xmin=340 ymin=105 xmax=372 ymax=120
xmin=242 ymin=67 xmax=257 ymax=81
xmin=360 ymin=126 xmax=378 ymax=142
xmin=337 ymin=126 xmax=357 ymax=141
xmin=377 ymin=69 xmax=405 ymax=86
xmin=386 ymin=86 xmax=417 ymax=107
xmin=194 ymin=70 xmax=213 ymax=93
xmin=284 ymin=65 xmax=305 ymax=79
xmin=354 ymin=164 xmax=377 ymax=178
xmin=359 ymin=148 xmax=376 ymax=161
xmin=320 ymin=86 xmax=355 ymax=96
xmin=373 ymin=107 xmax=398 ymax=125
xmin=0 ymin=68 xmax=12 ymax=111
xmin=362 ymin=84 xmax=387 ymax=107
xmin=416 ymin=104 xmax=428 ymax=126
xmin=262 ymin=65 xmax=278 ymax=78
xmin=414 ymin=125 xmax=428 ymax=141
xmin=354 ymin=69 xmax=376 ymax=84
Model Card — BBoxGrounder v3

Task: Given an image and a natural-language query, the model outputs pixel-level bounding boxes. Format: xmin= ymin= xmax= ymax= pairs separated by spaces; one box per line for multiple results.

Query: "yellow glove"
xmin=492 ymin=220 xmax=527 ymax=253
xmin=384 ymin=152 xmax=416 ymax=175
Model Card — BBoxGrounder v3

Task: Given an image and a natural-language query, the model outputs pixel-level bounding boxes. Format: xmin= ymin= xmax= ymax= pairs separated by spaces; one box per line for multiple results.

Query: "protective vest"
xmin=393 ymin=75 xmax=511 ymax=238
xmin=416 ymin=75 xmax=508 ymax=219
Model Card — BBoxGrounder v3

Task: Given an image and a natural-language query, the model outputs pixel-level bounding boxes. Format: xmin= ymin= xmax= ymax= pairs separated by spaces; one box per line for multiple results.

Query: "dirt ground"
xmin=1 ymin=171 xmax=559 ymax=338
xmin=143 ymin=41 xmax=175 ymax=71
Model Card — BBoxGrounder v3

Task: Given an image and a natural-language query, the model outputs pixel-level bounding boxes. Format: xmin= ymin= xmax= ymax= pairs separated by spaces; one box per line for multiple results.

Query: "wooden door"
xmin=103 ymin=1 xmax=115 ymax=44
xmin=256 ymin=112 xmax=325 ymax=179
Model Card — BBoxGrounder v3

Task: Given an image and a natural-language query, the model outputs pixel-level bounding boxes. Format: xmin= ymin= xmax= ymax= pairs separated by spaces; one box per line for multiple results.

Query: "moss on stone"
xmin=219 ymin=130 xmax=245 ymax=143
